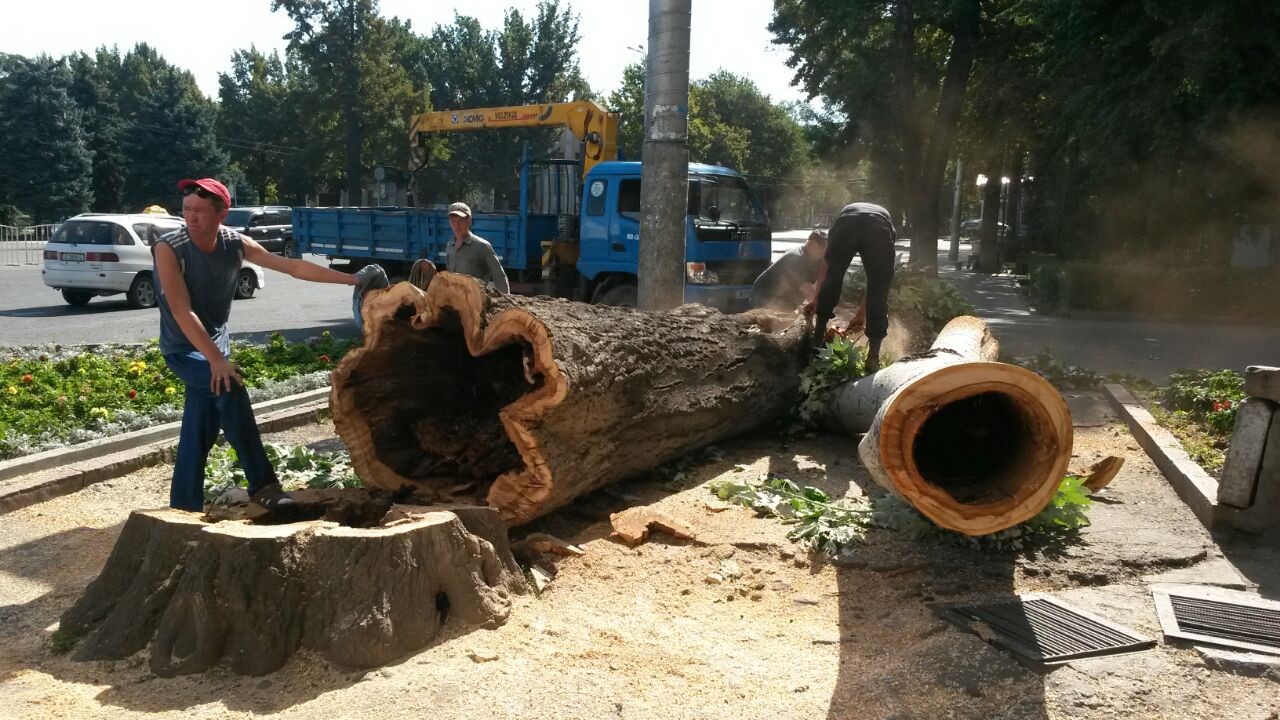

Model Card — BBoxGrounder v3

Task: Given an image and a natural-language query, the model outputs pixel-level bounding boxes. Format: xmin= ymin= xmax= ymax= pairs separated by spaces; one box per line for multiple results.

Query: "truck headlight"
xmin=685 ymin=262 xmax=719 ymax=284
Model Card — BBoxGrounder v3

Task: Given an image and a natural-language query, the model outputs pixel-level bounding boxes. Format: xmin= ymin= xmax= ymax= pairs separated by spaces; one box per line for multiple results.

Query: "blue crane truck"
xmin=291 ymin=159 xmax=773 ymax=312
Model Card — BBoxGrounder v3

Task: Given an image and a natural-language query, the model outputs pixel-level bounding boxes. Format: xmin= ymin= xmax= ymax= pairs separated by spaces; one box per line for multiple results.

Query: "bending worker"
xmin=749 ymin=230 xmax=827 ymax=311
xmin=804 ymin=202 xmax=897 ymax=373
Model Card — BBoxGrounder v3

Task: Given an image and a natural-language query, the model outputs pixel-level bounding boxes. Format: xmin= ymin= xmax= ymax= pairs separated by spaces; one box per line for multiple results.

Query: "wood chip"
xmin=466 ymin=648 xmax=500 ymax=663
xmin=524 ymin=532 xmax=585 ymax=557
xmin=609 ymin=507 xmax=697 ymax=547
xmin=529 ymin=565 xmax=553 ymax=594
xmin=1082 ymin=456 xmax=1125 ymax=492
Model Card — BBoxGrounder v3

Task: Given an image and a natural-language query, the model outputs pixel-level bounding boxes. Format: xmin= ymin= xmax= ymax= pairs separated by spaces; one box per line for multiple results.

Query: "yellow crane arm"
xmin=408 ymin=100 xmax=619 ymax=177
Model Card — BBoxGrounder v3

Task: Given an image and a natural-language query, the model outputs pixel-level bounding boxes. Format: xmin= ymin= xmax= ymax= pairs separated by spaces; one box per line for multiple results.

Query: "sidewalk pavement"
xmin=932 ymin=240 xmax=1279 ymax=382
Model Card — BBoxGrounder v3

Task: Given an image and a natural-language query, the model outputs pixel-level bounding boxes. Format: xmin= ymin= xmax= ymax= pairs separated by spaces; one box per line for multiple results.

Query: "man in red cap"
xmin=154 ymin=178 xmax=383 ymax=511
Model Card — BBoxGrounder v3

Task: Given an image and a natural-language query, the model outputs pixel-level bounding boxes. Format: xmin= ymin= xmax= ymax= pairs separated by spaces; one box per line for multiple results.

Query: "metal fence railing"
xmin=0 ymin=224 xmax=56 ymax=265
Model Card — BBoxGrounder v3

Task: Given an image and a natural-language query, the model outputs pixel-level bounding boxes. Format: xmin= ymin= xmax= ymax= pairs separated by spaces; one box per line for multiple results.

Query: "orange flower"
xmin=128 ymin=389 xmax=138 ymax=400
xmin=320 ymin=354 xmax=331 ymax=364
xmin=21 ymin=374 xmax=33 ymax=383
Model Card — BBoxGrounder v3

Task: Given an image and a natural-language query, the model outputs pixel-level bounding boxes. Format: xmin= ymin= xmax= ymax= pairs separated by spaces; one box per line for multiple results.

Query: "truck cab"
xmin=575 ymin=161 xmax=772 ymax=312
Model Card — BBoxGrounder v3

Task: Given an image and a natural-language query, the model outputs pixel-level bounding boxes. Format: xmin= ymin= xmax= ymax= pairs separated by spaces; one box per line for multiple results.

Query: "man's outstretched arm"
xmin=242 ymin=236 xmax=358 ymax=286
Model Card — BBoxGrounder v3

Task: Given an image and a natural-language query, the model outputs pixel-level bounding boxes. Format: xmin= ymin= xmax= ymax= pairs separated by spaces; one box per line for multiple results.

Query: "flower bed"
xmin=1149 ymin=369 xmax=1244 ymax=474
xmin=0 ymin=332 xmax=357 ymax=460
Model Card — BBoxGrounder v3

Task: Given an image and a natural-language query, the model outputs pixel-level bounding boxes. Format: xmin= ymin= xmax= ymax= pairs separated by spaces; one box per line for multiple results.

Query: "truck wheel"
xmin=596 ymin=283 xmax=637 ymax=308
xmin=282 ymin=239 xmax=298 ymax=258
xmin=235 ymin=269 xmax=257 ymax=299
xmin=126 ymin=274 xmax=158 ymax=309
xmin=62 ymin=289 xmax=93 ymax=307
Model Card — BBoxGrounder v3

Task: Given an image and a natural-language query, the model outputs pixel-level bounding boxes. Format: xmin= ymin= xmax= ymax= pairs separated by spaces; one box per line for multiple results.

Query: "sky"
xmin=1 ymin=0 xmax=813 ymax=106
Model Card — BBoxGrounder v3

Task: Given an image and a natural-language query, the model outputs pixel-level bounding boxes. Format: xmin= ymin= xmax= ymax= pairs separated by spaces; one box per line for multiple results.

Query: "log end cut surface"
xmin=872 ymin=361 xmax=1073 ymax=536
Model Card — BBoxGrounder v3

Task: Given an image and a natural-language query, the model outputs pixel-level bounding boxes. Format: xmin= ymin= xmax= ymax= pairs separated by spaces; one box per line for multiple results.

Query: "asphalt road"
xmin=0 ymin=255 xmax=357 ymax=347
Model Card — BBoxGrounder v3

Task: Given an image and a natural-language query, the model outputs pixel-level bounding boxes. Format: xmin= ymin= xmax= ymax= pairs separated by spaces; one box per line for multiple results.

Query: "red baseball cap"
xmin=176 ymin=178 xmax=231 ymax=208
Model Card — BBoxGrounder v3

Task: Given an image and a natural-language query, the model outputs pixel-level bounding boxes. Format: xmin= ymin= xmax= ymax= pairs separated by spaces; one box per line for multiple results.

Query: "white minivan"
xmin=41 ymin=213 xmax=266 ymax=308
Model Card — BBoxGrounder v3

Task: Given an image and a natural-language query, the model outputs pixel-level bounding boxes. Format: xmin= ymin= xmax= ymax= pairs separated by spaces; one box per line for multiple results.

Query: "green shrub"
xmin=1158 ymin=369 xmax=1244 ymax=437
xmin=204 ymin=442 xmax=363 ymax=502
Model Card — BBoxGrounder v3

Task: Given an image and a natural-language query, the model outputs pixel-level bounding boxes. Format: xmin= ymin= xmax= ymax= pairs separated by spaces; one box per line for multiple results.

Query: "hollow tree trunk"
xmin=333 ymin=274 xmax=807 ymax=524
xmin=59 ymin=501 xmax=524 ymax=676
xmin=826 ymin=316 xmax=1072 ymax=535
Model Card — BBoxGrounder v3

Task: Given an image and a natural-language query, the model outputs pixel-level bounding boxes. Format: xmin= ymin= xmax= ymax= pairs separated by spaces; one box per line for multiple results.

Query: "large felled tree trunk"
xmin=60 ymin=499 xmax=524 ymax=676
xmin=332 ymin=274 xmax=807 ymax=524
xmin=826 ymin=316 xmax=1073 ymax=535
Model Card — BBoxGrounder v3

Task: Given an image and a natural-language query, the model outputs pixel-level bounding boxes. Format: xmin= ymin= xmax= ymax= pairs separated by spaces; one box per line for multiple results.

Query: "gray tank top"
xmin=154 ymin=226 xmax=244 ymax=356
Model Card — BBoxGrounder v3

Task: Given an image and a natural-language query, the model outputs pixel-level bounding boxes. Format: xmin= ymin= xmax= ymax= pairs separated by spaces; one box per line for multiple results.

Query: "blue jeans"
xmin=164 ymin=351 xmax=278 ymax=511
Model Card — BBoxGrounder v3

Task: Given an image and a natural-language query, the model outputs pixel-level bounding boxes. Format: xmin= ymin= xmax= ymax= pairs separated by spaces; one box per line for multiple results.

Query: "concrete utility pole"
xmin=638 ymin=0 xmax=691 ymax=311
xmin=948 ymin=159 xmax=963 ymax=263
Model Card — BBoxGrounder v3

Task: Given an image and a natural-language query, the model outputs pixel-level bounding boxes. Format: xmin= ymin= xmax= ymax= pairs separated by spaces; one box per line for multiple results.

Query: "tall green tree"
xmin=112 ymin=44 xmax=225 ymax=211
xmin=1019 ymin=0 xmax=1280 ymax=264
xmin=274 ymin=0 xmax=420 ymax=201
xmin=217 ymin=48 xmax=295 ymax=204
xmin=0 ymin=56 xmax=93 ymax=223
xmin=771 ymin=0 xmax=982 ymax=273
xmin=415 ymin=2 xmax=590 ymax=207
xmin=67 ymin=48 xmax=127 ymax=212
xmin=607 ymin=61 xmax=645 ymax=161
xmin=688 ymin=71 xmax=808 ymax=179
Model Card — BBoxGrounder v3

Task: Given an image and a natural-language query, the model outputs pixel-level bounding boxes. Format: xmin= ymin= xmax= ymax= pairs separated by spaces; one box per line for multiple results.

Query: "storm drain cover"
xmin=1152 ymin=583 xmax=1280 ymax=655
xmin=932 ymin=593 xmax=1155 ymax=666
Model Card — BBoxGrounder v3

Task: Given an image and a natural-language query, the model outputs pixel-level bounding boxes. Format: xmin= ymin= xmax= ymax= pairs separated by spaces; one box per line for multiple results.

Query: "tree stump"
xmin=60 ymin=498 xmax=524 ymax=677
xmin=825 ymin=316 xmax=1074 ymax=536
xmin=332 ymin=274 xmax=806 ymax=524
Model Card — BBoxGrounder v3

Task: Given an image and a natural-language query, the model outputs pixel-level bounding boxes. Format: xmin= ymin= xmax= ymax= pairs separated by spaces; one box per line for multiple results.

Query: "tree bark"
xmin=60 ymin=501 xmax=524 ymax=676
xmin=825 ymin=316 xmax=1073 ymax=536
xmin=910 ymin=0 xmax=982 ymax=276
xmin=333 ymin=274 xmax=807 ymax=524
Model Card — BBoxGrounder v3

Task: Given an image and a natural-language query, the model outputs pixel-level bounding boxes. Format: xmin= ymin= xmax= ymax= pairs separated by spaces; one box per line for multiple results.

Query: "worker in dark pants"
xmin=804 ymin=202 xmax=897 ymax=373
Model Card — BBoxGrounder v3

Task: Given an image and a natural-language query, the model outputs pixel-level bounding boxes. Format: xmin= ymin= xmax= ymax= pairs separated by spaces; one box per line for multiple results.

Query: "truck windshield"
xmin=688 ymin=174 xmax=766 ymax=225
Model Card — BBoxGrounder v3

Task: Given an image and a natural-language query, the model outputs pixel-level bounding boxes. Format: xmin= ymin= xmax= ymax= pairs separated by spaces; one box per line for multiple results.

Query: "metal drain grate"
xmin=1152 ymin=583 xmax=1280 ymax=655
xmin=933 ymin=593 xmax=1155 ymax=665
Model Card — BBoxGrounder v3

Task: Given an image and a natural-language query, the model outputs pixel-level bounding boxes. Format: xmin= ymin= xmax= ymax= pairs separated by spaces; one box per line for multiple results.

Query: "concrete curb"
xmin=0 ymin=387 xmax=331 ymax=515
xmin=1102 ymin=383 xmax=1238 ymax=531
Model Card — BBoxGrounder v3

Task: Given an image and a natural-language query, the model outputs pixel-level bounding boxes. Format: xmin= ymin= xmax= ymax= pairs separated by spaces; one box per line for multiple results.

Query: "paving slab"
xmin=1234 ymin=412 xmax=1280 ymax=534
xmin=1218 ymin=397 xmax=1276 ymax=507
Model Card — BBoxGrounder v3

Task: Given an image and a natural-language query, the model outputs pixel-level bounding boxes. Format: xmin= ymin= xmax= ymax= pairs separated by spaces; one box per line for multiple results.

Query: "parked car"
xmin=41 ymin=213 xmax=266 ymax=308
xmin=222 ymin=206 xmax=295 ymax=256
xmin=960 ymin=219 xmax=1008 ymax=237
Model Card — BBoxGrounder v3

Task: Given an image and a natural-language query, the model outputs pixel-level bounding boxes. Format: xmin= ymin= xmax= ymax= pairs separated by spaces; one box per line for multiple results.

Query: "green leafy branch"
xmin=797 ymin=334 xmax=866 ymax=426
xmin=711 ymin=473 xmax=1094 ymax=555
xmin=203 ymin=442 xmax=363 ymax=502
xmin=711 ymin=473 xmax=872 ymax=555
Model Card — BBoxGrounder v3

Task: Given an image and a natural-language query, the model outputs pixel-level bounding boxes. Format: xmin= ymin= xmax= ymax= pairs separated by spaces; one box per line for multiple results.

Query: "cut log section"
xmin=59 ymin=503 xmax=524 ymax=676
xmin=332 ymin=274 xmax=806 ymax=524
xmin=826 ymin=316 xmax=1073 ymax=536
